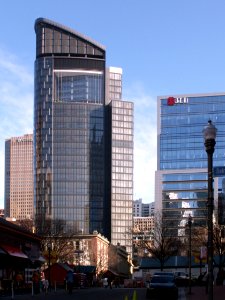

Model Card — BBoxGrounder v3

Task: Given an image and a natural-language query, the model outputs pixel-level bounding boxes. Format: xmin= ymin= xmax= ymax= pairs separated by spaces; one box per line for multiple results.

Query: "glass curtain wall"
xmin=157 ymin=95 xmax=225 ymax=237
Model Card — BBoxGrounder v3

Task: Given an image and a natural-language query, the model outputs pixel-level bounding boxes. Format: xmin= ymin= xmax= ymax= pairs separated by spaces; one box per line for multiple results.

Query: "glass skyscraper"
xmin=34 ymin=18 xmax=133 ymax=254
xmin=155 ymin=93 xmax=225 ymax=237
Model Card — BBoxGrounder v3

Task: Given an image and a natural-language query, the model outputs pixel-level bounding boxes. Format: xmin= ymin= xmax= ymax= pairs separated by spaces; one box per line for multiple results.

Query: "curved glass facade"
xmin=34 ymin=19 xmax=133 ymax=254
xmin=156 ymin=94 xmax=225 ymax=237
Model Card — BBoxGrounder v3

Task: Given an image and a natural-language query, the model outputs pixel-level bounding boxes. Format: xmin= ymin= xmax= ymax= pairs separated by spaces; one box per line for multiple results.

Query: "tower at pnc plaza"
xmin=34 ymin=18 xmax=133 ymax=254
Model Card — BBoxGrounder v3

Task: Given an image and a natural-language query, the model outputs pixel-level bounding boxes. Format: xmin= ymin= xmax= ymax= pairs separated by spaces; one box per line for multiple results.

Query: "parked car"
xmin=154 ymin=271 xmax=175 ymax=277
xmin=146 ymin=273 xmax=178 ymax=299
xmin=174 ymin=271 xmax=189 ymax=286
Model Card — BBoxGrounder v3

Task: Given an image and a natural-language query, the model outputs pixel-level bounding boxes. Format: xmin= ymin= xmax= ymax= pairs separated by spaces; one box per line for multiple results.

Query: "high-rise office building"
xmin=4 ymin=134 xmax=33 ymax=220
xmin=155 ymin=93 xmax=225 ymax=237
xmin=34 ymin=18 xmax=133 ymax=253
xmin=133 ymin=198 xmax=155 ymax=217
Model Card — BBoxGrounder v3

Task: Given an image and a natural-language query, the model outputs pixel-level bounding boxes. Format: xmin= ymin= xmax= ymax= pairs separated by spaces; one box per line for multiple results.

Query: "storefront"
xmin=0 ymin=218 xmax=42 ymax=293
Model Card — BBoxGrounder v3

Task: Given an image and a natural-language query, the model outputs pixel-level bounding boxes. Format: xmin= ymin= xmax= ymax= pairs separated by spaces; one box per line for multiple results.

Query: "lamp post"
xmin=188 ymin=214 xmax=192 ymax=295
xmin=75 ymin=249 xmax=84 ymax=272
xmin=203 ymin=120 xmax=217 ymax=300
xmin=47 ymin=243 xmax=51 ymax=290
xmin=74 ymin=249 xmax=84 ymax=288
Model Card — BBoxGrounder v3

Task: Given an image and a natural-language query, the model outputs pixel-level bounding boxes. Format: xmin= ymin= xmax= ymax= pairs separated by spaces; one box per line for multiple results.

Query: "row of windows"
xmin=111 ymin=214 xmax=133 ymax=221
xmin=37 ymin=27 xmax=103 ymax=56
xmin=162 ymin=190 xmax=207 ymax=199
xmin=112 ymin=134 xmax=133 ymax=141
xmin=54 ymin=73 xmax=104 ymax=104
xmin=53 ymin=210 xmax=90 ymax=220
xmin=160 ymin=161 xmax=207 ymax=169
xmin=161 ymin=126 xmax=208 ymax=136
xmin=112 ymin=187 xmax=133 ymax=194
xmin=113 ymin=160 xmax=133 ymax=167
xmin=53 ymin=104 xmax=104 ymax=117
xmin=112 ymin=153 xmax=133 ymax=160
xmin=112 ymin=147 xmax=133 ymax=154
xmin=112 ymin=120 xmax=133 ymax=129
xmin=112 ymin=180 xmax=132 ymax=188
xmin=109 ymin=79 xmax=122 ymax=87
xmin=162 ymin=200 xmax=206 ymax=209
xmin=53 ymin=147 xmax=102 ymax=156
xmin=162 ymin=209 xmax=207 ymax=219
xmin=51 ymin=187 xmax=90 ymax=195
xmin=112 ymin=115 xmax=133 ymax=122
xmin=112 ymin=108 xmax=133 ymax=116
xmin=52 ymin=124 xmax=104 ymax=132
xmin=51 ymin=195 xmax=89 ymax=202
xmin=162 ymin=173 xmax=207 ymax=182
xmin=112 ymin=167 xmax=133 ymax=174
xmin=161 ymin=152 xmax=225 ymax=165
xmin=112 ymin=100 xmax=133 ymax=109
xmin=112 ymin=141 xmax=133 ymax=149
xmin=53 ymin=116 xmax=103 ymax=125
xmin=112 ymin=194 xmax=133 ymax=201
xmin=112 ymin=128 xmax=133 ymax=135
xmin=109 ymin=73 xmax=122 ymax=81
xmin=112 ymin=173 xmax=132 ymax=180
xmin=160 ymin=150 xmax=206 ymax=160
xmin=53 ymin=174 xmax=98 ymax=181
xmin=52 ymin=200 xmax=103 ymax=207
xmin=109 ymin=93 xmax=121 ymax=100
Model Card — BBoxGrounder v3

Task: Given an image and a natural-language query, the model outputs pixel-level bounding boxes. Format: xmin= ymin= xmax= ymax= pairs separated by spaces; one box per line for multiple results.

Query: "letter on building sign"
xmin=167 ymin=97 xmax=175 ymax=106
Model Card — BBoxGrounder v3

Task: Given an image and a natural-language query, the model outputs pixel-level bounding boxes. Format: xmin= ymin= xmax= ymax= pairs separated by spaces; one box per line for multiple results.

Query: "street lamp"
xmin=187 ymin=214 xmax=192 ymax=295
xmin=74 ymin=249 xmax=84 ymax=273
xmin=203 ymin=120 xmax=217 ymax=300
xmin=74 ymin=248 xmax=84 ymax=288
xmin=47 ymin=243 xmax=51 ymax=290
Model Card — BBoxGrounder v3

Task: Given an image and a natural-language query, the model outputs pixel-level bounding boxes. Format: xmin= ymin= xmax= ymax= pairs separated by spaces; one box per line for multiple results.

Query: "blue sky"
xmin=1 ymin=0 xmax=225 ymax=208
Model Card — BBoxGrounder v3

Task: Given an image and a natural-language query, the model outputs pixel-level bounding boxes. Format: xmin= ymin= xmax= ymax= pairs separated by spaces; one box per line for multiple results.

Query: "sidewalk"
xmin=185 ymin=286 xmax=225 ymax=300
xmin=0 ymin=288 xmax=67 ymax=299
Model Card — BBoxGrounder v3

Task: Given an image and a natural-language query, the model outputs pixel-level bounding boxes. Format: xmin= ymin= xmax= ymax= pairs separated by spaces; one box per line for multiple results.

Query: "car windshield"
xmin=151 ymin=276 xmax=174 ymax=283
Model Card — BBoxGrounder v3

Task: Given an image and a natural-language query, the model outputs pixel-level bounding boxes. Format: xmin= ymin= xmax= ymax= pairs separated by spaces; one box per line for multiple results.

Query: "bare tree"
xmin=213 ymin=224 xmax=225 ymax=272
xmin=15 ymin=218 xmax=34 ymax=232
xmin=36 ymin=218 xmax=77 ymax=264
xmin=141 ymin=214 xmax=184 ymax=271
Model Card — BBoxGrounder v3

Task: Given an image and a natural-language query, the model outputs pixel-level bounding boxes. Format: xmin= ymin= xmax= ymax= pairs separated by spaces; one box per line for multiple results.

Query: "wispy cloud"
xmin=123 ymin=82 xmax=157 ymax=203
xmin=0 ymin=48 xmax=33 ymax=207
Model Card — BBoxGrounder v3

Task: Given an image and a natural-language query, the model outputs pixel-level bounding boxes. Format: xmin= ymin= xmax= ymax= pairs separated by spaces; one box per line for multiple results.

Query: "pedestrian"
xmin=42 ymin=279 xmax=49 ymax=293
xmin=32 ymin=270 xmax=40 ymax=294
xmin=66 ymin=270 xmax=74 ymax=294
xmin=103 ymin=277 xmax=108 ymax=288
xmin=114 ymin=277 xmax=120 ymax=288
xmin=108 ymin=277 xmax=112 ymax=289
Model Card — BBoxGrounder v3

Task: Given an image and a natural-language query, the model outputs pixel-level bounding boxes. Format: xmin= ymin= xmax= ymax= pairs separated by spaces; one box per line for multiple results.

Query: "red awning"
xmin=0 ymin=244 xmax=28 ymax=259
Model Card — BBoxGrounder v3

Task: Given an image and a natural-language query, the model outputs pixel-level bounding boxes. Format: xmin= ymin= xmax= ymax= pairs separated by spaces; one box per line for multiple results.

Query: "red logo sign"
xmin=167 ymin=97 xmax=175 ymax=106
xmin=167 ymin=97 xmax=189 ymax=105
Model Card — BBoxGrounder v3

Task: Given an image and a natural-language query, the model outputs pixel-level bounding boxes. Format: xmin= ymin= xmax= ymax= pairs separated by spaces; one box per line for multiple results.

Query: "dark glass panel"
xmin=77 ymin=40 xmax=86 ymax=54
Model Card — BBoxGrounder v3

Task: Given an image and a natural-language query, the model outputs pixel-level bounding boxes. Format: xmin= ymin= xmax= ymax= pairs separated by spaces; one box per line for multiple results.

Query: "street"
xmin=1 ymin=287 xmax=188 ymax=300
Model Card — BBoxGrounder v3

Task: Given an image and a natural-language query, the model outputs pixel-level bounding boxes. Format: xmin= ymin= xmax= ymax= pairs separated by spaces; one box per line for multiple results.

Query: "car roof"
xmin=153 ymin=272 xmax=175 ymax=276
